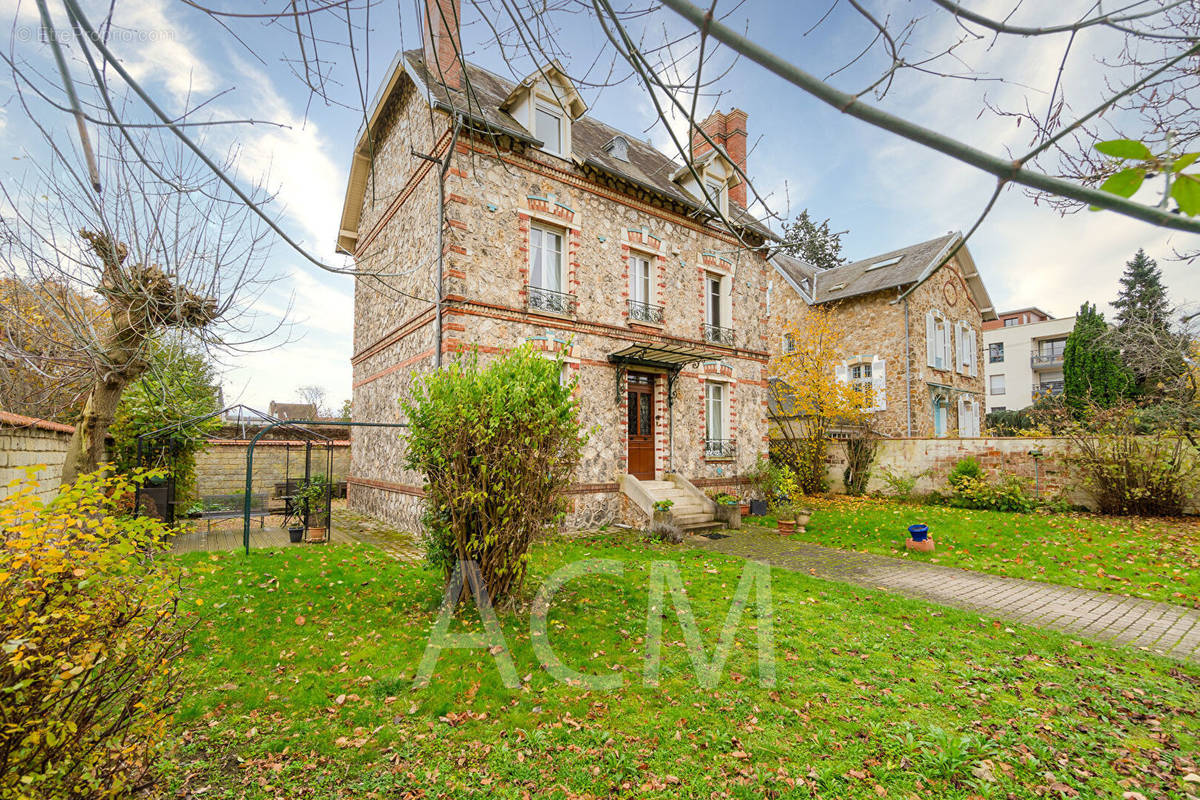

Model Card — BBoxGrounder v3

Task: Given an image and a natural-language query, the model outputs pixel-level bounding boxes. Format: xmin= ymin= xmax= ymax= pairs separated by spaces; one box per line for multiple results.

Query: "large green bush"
xmin=109 ymin=340 xmax=222 ymax=504
xmin=1064 ymin=404 xmax=1197 ymax=515
xmin=0 ymin=470 xmax=187 ymax=798
xmin=402 ymin=346 xmax=585 ymax=606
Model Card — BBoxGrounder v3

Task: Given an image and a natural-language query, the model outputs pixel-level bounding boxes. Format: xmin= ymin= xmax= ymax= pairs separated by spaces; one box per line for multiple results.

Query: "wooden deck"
xmin=166 ymin=504 xmax=423 ymax=560
xmin=169 ymin=525 xmax=358 ymax=554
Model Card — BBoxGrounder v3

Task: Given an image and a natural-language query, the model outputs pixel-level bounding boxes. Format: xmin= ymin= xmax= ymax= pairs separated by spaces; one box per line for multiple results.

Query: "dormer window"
xmin=535 ymin=103 xmax=564 ymax=156
xmin=704 ymin=177 xmax=727 ymax=215
xmin=500 ymin=62 xmax=587 ymax=162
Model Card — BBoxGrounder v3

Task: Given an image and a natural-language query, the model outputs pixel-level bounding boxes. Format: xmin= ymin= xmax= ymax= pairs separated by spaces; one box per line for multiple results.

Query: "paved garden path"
xmin=691 ymin=528 xmax=1200 ymax=664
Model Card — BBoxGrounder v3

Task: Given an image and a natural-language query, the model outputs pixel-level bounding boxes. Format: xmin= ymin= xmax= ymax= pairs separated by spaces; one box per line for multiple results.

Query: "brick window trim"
xmin=699 ymin=376 xmax=737 ymax=463
xmin=621 ymin=240 xmax=668 ymax=327
xmin=519 ymin=212 xmax=580 ymax=316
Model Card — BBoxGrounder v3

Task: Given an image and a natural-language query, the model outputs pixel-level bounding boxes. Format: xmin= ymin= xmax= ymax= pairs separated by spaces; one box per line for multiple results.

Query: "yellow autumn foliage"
xmin=769 ymin=305 xmax=871 ymax=493
xmin=0 ymin=469 xmax=187 ymax=799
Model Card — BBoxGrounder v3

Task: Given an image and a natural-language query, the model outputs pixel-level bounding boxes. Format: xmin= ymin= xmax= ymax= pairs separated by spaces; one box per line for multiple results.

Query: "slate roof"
xmin=772 ymin=233 xmax=959 ymax=304
xmin=769 ymin=232 xmax=997 ymax=320
xmin=354 ymin=51 xmax=772 ymax=240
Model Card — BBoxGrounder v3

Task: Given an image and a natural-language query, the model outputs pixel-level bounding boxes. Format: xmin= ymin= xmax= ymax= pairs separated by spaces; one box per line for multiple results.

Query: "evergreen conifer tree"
xmin=1063 ymin=302 xmax=1131 ymax=409
xmin=1113 ymin=249 xmax=1170 ymax=328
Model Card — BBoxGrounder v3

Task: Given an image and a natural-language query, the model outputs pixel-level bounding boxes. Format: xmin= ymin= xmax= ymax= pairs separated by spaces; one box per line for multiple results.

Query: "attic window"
xmin=703 ymin=177 xmax=727 ymax=215
xmin=604 ymin=136 xmax=630 ymax=161
xmin=865 ymin=255 xmax=903 ymax=271
xmin=535 ymin=103 xmax=564 ymax=156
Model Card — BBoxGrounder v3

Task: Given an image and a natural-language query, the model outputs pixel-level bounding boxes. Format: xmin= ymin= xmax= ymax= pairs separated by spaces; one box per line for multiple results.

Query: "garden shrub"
xmin=946 ymin=457 xmax=983 ymax=490
xmin=0 ymin=469 xmax=187 ymax=799
xmin=1034 ymin=400 xmax=1199 ymax=515
xmin=402 ymin=346 xmax=584 ymax=606
xmin=840 ymin=431 xmax=877 ymax=496
xmin=878 ymin=466 xmax=929 ymax=500
xmin=948 ymin=474 xmax=1036 ymax=513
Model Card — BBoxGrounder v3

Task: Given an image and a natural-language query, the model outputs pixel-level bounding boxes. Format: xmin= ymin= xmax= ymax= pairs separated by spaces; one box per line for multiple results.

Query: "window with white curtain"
xmin=705 ymin=382 xmax=725 ymax=442
xmin=529 ymin=224 xmax=563 ymax=292
xmin=629 ymin=255 xmax=652 ymax=304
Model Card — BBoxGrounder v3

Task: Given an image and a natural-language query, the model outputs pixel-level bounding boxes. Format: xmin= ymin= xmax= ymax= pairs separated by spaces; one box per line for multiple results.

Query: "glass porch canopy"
xmin=606 ymin=342 xmax=717 ymax=371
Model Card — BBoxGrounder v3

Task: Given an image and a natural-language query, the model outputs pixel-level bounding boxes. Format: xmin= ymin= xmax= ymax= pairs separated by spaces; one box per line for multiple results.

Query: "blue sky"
xmin=3 ymin=0 xmax=1196 ymax=413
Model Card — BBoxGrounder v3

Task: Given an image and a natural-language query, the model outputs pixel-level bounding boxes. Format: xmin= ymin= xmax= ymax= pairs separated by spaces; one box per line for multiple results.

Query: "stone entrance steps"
xmin=639 ymin=479 xmax=720 ymax=530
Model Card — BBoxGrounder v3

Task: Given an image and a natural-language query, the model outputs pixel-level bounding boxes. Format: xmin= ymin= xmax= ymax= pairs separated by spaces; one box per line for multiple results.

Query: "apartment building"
xmin=982 ymin=310 xmax=1077 ymax=413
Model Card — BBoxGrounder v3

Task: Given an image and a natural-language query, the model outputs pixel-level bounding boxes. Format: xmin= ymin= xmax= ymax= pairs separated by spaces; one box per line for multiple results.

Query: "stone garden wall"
xmin=0 ymin=412 xmax=74 ymax=502
xmin=823 ymin=436 xmax=1199 ymax=513
xmin=195 ymin=440 xmax=351 ymax=499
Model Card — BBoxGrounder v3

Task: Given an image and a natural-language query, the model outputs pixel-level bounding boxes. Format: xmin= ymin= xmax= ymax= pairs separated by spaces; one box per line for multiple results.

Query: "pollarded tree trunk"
xmin=59 ymin=373 xmax=139 ymax=485
xmin=57 ymin=230 xmax=215 ymax=486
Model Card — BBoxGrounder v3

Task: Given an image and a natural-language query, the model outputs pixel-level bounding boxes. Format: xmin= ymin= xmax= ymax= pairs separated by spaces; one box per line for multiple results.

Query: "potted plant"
xmin=652 ymin=498 xmax=674 ymax=525
xmin=744 ymin=455 xmax=773 ymax=517
xmin=906 ymin=523 xmax=934 ymax=552
xmin=772 ymin=500 xmax=797 ymax=534
xmin=712 ymin=492 xmax=741 ymax=529
xmin=282 ymin=495 xmax=305 ymax=543
xmin=293 ymin=478 xmax=330 ymax=543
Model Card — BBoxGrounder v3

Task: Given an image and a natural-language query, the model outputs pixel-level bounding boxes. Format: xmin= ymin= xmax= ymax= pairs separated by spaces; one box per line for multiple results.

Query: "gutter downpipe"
xmin=904 ymin=294 xmax=913 ymax=437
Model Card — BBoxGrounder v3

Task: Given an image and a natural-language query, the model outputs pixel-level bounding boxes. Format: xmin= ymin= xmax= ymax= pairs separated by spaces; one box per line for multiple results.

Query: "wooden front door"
xmin=626 ymin=373 xmax=655 ymax=480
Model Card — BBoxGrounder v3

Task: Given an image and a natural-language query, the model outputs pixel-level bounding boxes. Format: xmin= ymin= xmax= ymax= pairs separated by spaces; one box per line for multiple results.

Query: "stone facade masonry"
xmin=348 ymin=86 xmax=773 ymax=532
xmin=770 ymin=255 xmax=985 ymax=439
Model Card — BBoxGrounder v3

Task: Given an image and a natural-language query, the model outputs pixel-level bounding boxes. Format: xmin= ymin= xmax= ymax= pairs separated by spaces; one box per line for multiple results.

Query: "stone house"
xmin=337 ymin=0 xmax=775 ymax=531
xmin=769 ymin=233 xmax=997 ymax=438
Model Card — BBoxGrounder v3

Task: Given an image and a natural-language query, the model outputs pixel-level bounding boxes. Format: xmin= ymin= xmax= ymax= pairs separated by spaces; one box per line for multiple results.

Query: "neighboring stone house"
xmin=337 ymin=0 xmax=775 ymax=531
xmin=769 ymin=233 xmax=997 ymax=438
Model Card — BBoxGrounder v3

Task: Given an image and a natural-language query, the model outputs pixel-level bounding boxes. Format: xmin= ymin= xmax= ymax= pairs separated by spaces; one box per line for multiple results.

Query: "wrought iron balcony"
xmin=1033 ymin=380 xmax=1065 ymax=396
xmin=702 ymin=323 xmax=735 ymax=346
xmin=1030 ymin=352 xmax=1064 ymax=370
xmin=627 ymin=299 xmax=664 ymax=325
xmin=525 ymin=284 xmax=576 ymax=315
xmin=704 ymin=438 xmax=737 ymax=460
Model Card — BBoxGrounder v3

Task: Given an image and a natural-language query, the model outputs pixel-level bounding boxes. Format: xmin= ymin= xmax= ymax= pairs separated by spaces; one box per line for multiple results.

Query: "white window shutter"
xmin=925 ymin=311 xmax=936 ymax=367
xmin=958 ymin=323 xmax=968 ymax=374
xmin=968 ymin=327 xmax=978 ymax=376
xmin=957 ymin=396 xmax=968 ymax=436
xmin=942 ymin=321 xmax=953 ymax=372
xmin=871 ymin=358 xmax=886 ymax=411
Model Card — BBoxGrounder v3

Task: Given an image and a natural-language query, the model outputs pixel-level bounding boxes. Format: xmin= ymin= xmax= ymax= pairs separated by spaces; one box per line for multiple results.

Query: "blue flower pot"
xmin=908 ymin=524 xmax=929 ymax=542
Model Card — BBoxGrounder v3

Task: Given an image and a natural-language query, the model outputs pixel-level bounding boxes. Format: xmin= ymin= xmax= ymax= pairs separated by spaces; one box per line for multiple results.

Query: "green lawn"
xmin=163 ymin=537 xmax=1200 ymax=798
xmin=757 ymin=496 xmax=1200 ymax=607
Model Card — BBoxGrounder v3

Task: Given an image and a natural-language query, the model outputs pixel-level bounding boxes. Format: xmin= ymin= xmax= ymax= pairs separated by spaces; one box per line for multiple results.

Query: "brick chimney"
xmin=422 ymin=0 xmax=462 ymax=91
xmin=690 ymin=108 xmax=749 ymax=206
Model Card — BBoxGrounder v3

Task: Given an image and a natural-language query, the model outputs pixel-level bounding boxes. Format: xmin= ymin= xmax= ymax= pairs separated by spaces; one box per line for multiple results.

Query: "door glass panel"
xmin=627 ymin=392 xmax=637 ymax=436
xmin=639 ymin=393 xmax=652 ymax=435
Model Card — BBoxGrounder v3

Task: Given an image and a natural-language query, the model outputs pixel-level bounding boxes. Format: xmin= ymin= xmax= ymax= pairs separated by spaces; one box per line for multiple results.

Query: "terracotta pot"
xmin=305 ymin=527 xmax=328 ymax=543
xmin=739 ymin=502 xmax=750 ymax=515
xmin=777 ymin=519 xmax=796 ymax=535
xmin=905 ymin=537 xmax=935 ymax=552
